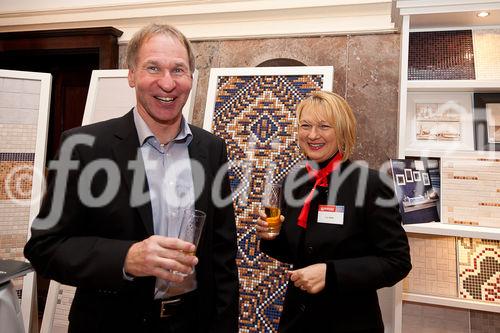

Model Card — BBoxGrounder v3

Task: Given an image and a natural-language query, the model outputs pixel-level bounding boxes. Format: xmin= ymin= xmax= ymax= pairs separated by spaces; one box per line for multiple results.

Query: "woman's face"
xmin=298 ymin=107 xmax=338 ymax=163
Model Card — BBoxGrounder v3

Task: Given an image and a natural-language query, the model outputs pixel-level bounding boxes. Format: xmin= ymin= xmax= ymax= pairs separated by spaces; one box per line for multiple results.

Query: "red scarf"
xmin=297 ymin=152 xmax=343 ymax=228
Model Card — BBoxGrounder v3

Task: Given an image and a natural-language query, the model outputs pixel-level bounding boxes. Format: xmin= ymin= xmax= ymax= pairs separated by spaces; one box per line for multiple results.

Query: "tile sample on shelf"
xmin=53 ymin=285 xmax=76 ymax=332
xmin=390 ymin=158 xmax=440 ymax=224
xmin=458 ymin=238 xmax=500 ymax=303
xmin=472 ymin=28 xmax=500 ymax=80
xmin=403 ymin=235 xmax=457 ymax=297
xmin=441 ymin=156 xmax=500 ymax=227
xmin=0 ymin=76 xmax=41 ymax=293
xmin=408 ymin=30 xmax=475 ymax=80
xmin=402 ymin=302 xmax=470 ymax=333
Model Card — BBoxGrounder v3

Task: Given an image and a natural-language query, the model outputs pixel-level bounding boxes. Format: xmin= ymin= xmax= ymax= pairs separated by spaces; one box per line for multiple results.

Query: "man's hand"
xmin=288 ymin=263 xmax=327 ymax=294
xmin=124 ymin=235 xmax=198 ymax=283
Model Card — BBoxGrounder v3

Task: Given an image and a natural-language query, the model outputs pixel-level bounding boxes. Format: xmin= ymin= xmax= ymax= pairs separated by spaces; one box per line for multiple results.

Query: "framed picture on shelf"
xmin=406 ymin=92 xmax=474 ymax=152
xmin=390 ymin=158 xmax=440 ymax=224
xmin=404 ymin=168 xmax=414 ymax=182
xmin=396 ymin=174 xmax=406 ymax=185
xmin=473 ymin=93 xmax=500 ymax=151
xmin=422 ymin=172 xmax=430 ymax=185
xmin=413 ymin=171 xmax=421 ymax=181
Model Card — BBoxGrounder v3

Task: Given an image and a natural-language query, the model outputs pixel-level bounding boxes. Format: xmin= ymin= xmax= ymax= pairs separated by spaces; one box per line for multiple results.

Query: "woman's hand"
xmin=288 ymin=263 xmax=326 ymax=294
xmin=256 ymin=210 xmax=284 ymax=240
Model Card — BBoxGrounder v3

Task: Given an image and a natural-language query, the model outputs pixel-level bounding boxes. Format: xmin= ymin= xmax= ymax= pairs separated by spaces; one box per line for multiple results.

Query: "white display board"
xmin=0 ymin=69 xmax=52 ymax=333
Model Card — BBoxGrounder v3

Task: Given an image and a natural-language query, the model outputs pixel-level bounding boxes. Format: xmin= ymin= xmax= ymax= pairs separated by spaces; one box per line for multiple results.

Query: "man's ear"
xmin=128 ymin=69 xmax=135 ymax=88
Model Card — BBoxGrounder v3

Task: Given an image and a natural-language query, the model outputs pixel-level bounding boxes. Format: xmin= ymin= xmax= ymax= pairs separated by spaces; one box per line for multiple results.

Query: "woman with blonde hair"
xmin=257 ymin=90 xmax=411 ymax=332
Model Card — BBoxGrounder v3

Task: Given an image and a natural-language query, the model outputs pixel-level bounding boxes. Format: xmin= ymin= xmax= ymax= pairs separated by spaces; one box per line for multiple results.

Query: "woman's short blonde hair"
xmin=126 ymin=23 xmax=195 ymax=73
xmin=296 ymin=90 xmax=356 ymax=161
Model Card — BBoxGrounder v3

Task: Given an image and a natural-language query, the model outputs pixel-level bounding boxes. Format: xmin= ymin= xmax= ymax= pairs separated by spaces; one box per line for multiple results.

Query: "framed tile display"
xmin=82 ymin=69 xmax=198 ymax=125
xmin=203 ymin=66 xmax=333 ymax=332
xmin=406 ymin=92 xmax=474 ymax=152
xmin=0 ymin=69 xmax=52 ymax=331
xmin=474 ymin=93 xmax=500 ymax=151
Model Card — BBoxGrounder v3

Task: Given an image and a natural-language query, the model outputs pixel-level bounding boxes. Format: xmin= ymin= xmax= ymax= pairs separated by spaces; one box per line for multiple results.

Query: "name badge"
xmin=317 ymin=205 xmax=344 ymax=225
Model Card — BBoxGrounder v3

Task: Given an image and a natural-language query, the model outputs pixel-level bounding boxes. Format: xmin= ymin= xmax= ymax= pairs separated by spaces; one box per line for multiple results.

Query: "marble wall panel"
xmin=120 ymin=33 xmax=400 ymax=168
xmin=403 ymin=235 xmax=457 ymax=297
xmin=441 ymin=156 xmax=500 ymax=227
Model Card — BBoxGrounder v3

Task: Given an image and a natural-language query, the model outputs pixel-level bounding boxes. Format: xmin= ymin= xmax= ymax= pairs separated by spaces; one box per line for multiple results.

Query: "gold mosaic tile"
xmin=441 ymin=156 xmax=500 ymax=228
xmin=473 ymin=29 xmax=500 ymax=80
xmin=403 ymin=235 xmax=457 ymax=297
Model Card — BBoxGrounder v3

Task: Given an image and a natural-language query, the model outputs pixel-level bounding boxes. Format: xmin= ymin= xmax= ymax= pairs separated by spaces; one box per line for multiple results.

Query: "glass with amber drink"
xmin=262 ymin=182 xmax=282 ymax=237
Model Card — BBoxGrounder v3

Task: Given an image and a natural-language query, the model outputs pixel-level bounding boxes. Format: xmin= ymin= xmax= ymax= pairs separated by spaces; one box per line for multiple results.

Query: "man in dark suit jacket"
xmin=24 ymin=23 xmax=239 ymax=333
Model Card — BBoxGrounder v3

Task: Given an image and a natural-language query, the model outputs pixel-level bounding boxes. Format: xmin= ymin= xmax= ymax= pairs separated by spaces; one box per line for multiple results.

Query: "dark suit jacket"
xmin=24 ymin=111 xmax=239 ymax=332
xmin=260 ymin=160 xmax=411 ymax=333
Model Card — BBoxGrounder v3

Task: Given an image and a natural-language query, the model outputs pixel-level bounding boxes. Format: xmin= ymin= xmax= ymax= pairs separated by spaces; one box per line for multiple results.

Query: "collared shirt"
xmin=133 ymin=108 xmax=196 ymax=299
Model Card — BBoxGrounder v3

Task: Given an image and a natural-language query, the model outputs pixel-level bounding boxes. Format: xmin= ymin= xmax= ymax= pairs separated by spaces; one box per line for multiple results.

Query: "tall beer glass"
xmin=262 ymin=182 xmax=282 ymax=237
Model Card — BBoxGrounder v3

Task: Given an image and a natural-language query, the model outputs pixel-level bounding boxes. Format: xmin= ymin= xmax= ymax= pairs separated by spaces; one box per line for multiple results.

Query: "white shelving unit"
xmin=395 ymin=1 xmax=500 ymax=331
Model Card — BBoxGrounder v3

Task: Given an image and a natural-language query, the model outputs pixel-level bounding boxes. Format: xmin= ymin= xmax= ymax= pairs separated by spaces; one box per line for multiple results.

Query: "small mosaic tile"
xmin=53 ymin=284 xmax=76 ymax=331
xmin=408 ymin=30 xmax=475 ymax=80
xmin=473 ymin=28 xmax=500 ymax=80
xmin=458 ymin=238 xmax=500 ymax=303
xmin=0 ymin=160 xmax=34 ymax=201
xmin=441 ymin=156 xmax=500 ymax=228
xmin=403 ymin=235 xmax=457 ymax=297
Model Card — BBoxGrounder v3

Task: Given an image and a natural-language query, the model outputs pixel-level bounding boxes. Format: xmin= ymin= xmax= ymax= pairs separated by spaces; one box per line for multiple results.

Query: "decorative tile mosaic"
xmin=403 ymin=235 xmax=457 ymax=297
xmin=473 ymin=29 xmax=500 ymax=80
xmin=441 ymin=156 xmax=500 ymax=227
xmin=458 ymin=238 xmax=500 ymax=303
xmin=402 ymin=302 xmax=470 ymax=333
xmin=0 ymin=124 xmax=38 ymax=152
xmin=53 ymin=284 xmax=76 ymax=332
xmin=208 ymin=73 xmax=326 ymax=332
xmin=0 ymin=74 xmax=45 ymax=304
xmin=470 ymin=310 xmax=500 ymax=332
xmin=408 ymin=30 xmax=475 ymax=80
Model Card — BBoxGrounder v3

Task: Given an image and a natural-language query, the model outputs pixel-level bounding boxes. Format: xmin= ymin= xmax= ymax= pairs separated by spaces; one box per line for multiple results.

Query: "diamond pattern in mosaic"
xmin=210 ymin=73 xmax=324 ymax=332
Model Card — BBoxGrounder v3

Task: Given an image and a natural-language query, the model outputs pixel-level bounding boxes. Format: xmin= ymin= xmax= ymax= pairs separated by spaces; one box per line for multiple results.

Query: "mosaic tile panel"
xmin=458 ymin=238 xmax=500 ymax=303
xmin=441 ymin=156 xmax=500 ymax=228
xmin=0 ymin=124 xmax=38 ymax=152
xmin=402 ymin=302 xmax=470 ymax=333
xmin=473 ymin=29 xmax=500 ymax=80
xmin=53 ymin=284 xmax=76 ymax=333
xmin=209 ymin=73 xmax=325 ymax=332
xmin=403 ymin=235 xmax=457 ymax=297
xmin=0 ymin=74 xmax=45 ymax=302
xmin=408 ymin=30 xmax=475 ymax=80
xmin=0 ymin=155 xmax=34 ymax=298
xmin=470 ymin=310 xmax=500 ymax=332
